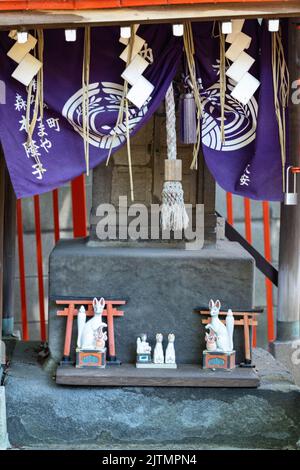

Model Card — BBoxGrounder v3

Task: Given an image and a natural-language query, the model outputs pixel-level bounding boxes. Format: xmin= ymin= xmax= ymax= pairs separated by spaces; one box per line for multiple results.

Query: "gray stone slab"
xmin=48 ymin=239 xmax=254 ymax=365
xmin=0 ymin=386 xmax=9 ymax=450
xmin=270 ymin=340 xmax=300 ymax=387
xmin=4 ymin=341 xmax=300 ymax=449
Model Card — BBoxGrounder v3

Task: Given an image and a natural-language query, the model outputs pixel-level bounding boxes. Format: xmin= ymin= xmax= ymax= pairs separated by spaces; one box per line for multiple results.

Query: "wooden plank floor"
xmin=56 ymin=364 xmax=260 ymax=388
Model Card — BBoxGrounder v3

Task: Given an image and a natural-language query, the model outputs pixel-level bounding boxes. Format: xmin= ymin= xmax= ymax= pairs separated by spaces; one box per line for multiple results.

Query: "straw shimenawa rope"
xmin=25 ymin=29 xmax=44 ymax=173
xmin=219 ymin=23 xmax=226 ymax=144
xmin=82 ymin=26 xmax=91 ymax=175
xmin=271 ymin=28 xmax=289 ymax=192
xmin=106 ymin=25 xmax=135 ymax=201
xmin=26 ymin=29 xmax=44 ymax=145
xmin=161 ymin=82 xmax=189 ymax=232
xmin=183 ymin=22 xmax=202 ymax=170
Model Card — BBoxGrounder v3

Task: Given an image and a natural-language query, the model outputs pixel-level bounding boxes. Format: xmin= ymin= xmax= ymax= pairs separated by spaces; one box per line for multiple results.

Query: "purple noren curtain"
xmin=0 ymin=22 xmax=285 ymax=201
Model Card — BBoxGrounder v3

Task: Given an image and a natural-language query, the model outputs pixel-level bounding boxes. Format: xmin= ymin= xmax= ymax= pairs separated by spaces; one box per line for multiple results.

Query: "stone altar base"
xmin=270 ymin=340 xmax=300 ymax=387
xmin=56 ymin=363 xmax=259 ymax=387
xmin=0 ymin=386 xmax=9 ymax=450
xmin=4 ymin=341 xmax=300 ymax=450
xmin=48 ymin=239 xmax=254 ymax=366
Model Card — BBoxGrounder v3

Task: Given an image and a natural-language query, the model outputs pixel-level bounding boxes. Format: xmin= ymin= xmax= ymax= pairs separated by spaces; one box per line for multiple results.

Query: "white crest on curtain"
xmin=201 ymin=77 xmax=258 ymax=152
xmin=62 ymin=82 xmax=150 ymax=150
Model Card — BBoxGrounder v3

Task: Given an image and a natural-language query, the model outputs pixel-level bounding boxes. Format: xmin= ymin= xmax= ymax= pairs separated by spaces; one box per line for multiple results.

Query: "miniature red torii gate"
xmin=196 ymin=308 xmax=262 ymax=366
xmin=56 ymin=299 xmax=126 ymax=364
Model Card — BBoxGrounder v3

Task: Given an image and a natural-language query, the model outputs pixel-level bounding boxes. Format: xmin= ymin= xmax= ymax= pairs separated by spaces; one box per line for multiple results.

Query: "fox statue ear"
xmin=99 ymin=297 xmax=105 ymax=308
xmin=215 ymin=300 xmax=221 ymax=310
xmin=209 ymin=299 xmax=215 ymax=310
xmin=92 ymin=297 xmax=98 ymax=308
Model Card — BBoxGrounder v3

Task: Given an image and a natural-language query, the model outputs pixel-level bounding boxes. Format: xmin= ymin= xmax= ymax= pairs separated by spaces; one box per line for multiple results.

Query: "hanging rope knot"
xmin=161 ymin=82 xmax=189 ymax=232
xmin=161 ymin=181 xmax=189 ymax=232
xmin=219 ymin=22 xmax=226 ymax=144
xmin=271 ymin=28 xmax=289 ymax=192
xmin=183 ymin=22 xmax=202 ymax=170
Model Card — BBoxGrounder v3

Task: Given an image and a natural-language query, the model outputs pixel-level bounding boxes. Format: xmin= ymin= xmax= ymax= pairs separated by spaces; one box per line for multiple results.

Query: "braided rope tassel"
xmin=25 ymin=29 xmax=44 ymax=173
xmin=82 ymin=26 xmax=91 ymax=175
xmin=106 ymin=25 xmax=135 ymax=201
xmin=219 ymin=23 xmax=226 ymax=144
xmin=271 ymin=28 xmax=289 ymax=192
xmin=161 ymin=83 xmax=189 ymax=232
xmin=183 ymin=22 xmax=202 ymax=170
xmin=26 ymin=29 xmax=44 ymax=145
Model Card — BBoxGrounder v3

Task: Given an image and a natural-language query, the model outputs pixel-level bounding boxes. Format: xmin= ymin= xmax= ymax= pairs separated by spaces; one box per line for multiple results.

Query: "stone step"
xmin=4 ymin=341 xmax=300 ymax=450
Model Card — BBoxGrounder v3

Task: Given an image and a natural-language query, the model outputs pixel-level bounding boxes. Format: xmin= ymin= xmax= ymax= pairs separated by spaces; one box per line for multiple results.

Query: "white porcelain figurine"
xmin=205 ymin=299 xmax=234 ymax=352
xmin=153 ymin=333 xmax=164 ymax=364
xmin=205 ymin=330 xmax=217 ymax=352
xmin=136 ymin=334 xmax=151 ymax=355
xmin=165 ymin=333 xmax=176 ymax=364
xmin=77 ymin=305 xmax=86 ymax=348
xmin=77 ymin=297 xmax=107 ymax=350
xmin=226 ymin=309 xmax=234 ymax=351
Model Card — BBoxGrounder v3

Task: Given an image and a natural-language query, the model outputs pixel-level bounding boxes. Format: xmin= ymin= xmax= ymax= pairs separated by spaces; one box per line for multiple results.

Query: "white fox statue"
xmin=77 ymin=297 xmax=107 ymax=350
xmin=205 ymin=299 xmax=234 ymax=352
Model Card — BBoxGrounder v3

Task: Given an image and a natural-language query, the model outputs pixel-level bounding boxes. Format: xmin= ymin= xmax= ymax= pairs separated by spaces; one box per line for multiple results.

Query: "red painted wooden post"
xmin=71 ymin=175 xmax=87 ymax=238
xmin=262 ymin=201 xmax=275 ymax=342
xmin=63 ymin=303 xmax=75 ymax=360
xmin=16 ymin=199 xmax=29 ymax=340
xmin=244 ymin=198 xmax=252 ymax=244
xmin=226 ymin=192 xmax=234 ymax=226
xmin=243 ymin=197 xmax=256 ymax=345
xmin=106 ymin=302 xmax=117 ymax=360
xmin=34 ymin=195 xmax=47 ymax=342
xmin=52 ymin=189 xmax=60 ymax=243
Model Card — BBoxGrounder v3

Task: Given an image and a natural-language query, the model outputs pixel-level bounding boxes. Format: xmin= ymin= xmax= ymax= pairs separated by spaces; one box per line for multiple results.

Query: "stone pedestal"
xmin=48 ymin=239 xmax=254 ymax=365
xmin=5 ymin=341 xmax=300 ymax=450
xmin=0 ymin=386 xmax=9 ymax=450
xmin=270 ymin=340 xmax=300 ymax=387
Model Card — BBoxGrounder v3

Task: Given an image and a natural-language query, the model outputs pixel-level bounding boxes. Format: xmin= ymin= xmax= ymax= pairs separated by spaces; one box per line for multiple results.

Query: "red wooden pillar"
xmin=263 ymin=201 xmax=275 ymax=342
xmin=244 ymin=198 xmax=252 ymax=244
xmin=52 ymin=189 xmax=60 ymax=243
xmin=16 ymin=199 xmax=29 ymax=340
xmin=62 ymin=303 xmax=75 ymax=363
xmin=34 ymin=195 xmax=46 ymax=342
xmin=106 ymin=303 xmax=117 ymax=362
xmin=71 ymin=175 xmax=87 ymax=238
xmin=243 ymin=197 xmax=256 ymax=345
xmin=226 ymin=192 xmax=234 ymax=226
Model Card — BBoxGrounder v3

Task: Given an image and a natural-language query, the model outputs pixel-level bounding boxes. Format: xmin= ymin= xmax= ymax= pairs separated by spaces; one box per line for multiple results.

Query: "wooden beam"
xmin=0 ymin=4 xmax=300 ymax=30
xmin=56 ymin=363 xmax=260 ymax=387
xmin=0 ymin=0 xmax=296 ymax=12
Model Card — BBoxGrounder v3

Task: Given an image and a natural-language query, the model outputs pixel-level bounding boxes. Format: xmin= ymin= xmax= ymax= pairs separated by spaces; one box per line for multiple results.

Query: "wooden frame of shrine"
xmin=0 ymin=0 xmax=300 ymax=450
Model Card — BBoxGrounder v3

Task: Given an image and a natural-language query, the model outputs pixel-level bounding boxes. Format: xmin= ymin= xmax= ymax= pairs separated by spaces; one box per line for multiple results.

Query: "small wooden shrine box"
xmin=203 ymin=350 xmax=236 ymax=370
xmin=76 ymin=348 xmax=106 ymax=368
